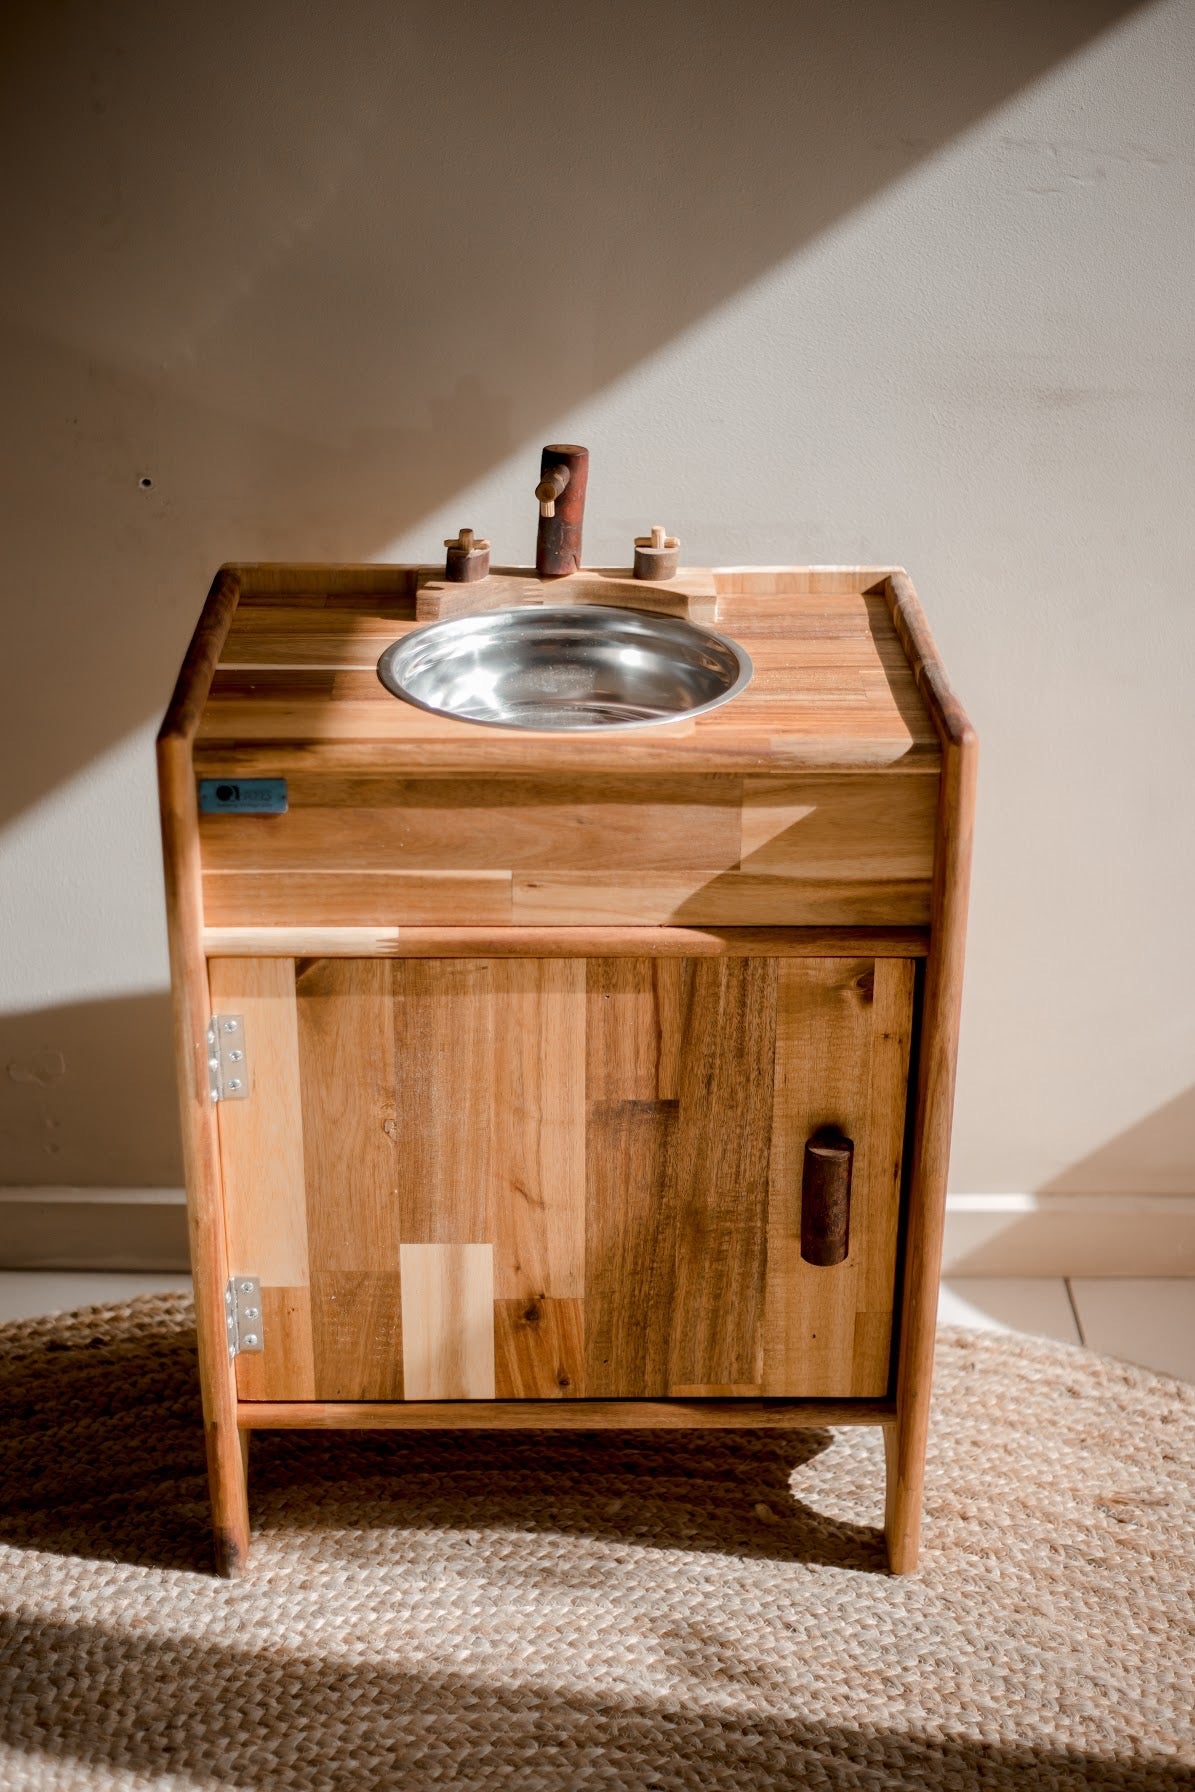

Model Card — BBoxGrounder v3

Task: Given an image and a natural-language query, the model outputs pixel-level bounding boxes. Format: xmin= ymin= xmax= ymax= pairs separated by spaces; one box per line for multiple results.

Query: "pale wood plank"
xmin=233 ymin=1286 xmax=316 ymax=1401
xmin=713 ymin=567 xmax=891 ymax=596
xmin=399 ymin=1243 xmax=495 ymax=1399
xmin=203 ymin=870 xmax=513 ymax=927
xmin=208 ymin=959 xmax=310 ymax=1288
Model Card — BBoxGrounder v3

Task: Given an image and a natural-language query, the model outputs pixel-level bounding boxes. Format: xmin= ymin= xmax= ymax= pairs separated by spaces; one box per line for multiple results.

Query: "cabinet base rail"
xmin=237 ymin=1398 xmax=896 ymax=1431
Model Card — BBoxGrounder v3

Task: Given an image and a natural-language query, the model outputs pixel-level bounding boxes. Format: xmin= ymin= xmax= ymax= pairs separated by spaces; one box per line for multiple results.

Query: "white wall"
xmin=1 ymin=0 xmax=1192 ymax=1199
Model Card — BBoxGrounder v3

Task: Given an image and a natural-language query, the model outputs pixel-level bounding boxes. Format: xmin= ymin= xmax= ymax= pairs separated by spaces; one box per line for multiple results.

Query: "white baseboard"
xmin=943 ymin=1193 xmax=1195 ymax=1277
xmin=2 ymin=1188 xmax=1192 ymax=1278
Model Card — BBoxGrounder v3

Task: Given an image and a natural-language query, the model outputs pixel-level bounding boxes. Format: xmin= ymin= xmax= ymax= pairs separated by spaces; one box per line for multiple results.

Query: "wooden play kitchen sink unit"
xmin=158 ymin=445 xmax=975 ymax=1575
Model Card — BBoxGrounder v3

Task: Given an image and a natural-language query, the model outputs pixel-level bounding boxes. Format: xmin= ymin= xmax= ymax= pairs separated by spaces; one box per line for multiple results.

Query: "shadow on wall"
xmin=0 ymin=0 xmax=1140 ymax=831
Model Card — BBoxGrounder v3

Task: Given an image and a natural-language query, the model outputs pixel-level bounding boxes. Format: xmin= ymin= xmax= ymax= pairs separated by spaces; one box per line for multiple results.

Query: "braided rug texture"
xmin=0 ymin=1295 xmax=1190 ymax=1791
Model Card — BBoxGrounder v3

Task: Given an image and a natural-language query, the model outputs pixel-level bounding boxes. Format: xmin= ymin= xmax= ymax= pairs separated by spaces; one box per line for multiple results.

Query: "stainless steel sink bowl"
xmin=376 ymin=604 xmax=753 ymax=732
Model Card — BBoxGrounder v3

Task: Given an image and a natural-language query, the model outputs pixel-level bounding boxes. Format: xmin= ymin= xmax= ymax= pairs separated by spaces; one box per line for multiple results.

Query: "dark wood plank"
xmin=584 ymin=1099 xmax=678 ymax=1397
xmin=494 ymin=1297 xmax=585 ymax=1398
xmin=240 ymin=1398 xmax=896 ymax=1431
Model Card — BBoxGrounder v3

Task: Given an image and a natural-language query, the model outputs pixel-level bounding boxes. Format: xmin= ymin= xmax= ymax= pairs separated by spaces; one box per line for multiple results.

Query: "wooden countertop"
xmin=190 ymin=565 xmax=942 ymax=777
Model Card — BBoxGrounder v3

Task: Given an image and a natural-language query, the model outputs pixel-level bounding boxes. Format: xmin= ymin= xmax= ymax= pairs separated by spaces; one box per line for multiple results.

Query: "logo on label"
xmin=198 ymin=779 xmax=288 ymax=815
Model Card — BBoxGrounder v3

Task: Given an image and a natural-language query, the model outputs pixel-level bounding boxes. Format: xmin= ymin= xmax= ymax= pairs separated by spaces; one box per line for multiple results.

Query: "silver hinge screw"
xmin=225 ymin=1275 xmax=265 ymax=1358
xmin=207 ymin=1015 xmax=250 ymax=1103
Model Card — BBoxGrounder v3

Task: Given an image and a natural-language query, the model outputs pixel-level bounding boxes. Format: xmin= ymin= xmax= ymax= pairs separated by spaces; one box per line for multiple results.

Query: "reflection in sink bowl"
xmin=376 ymin=604 xmax=753 ymax=732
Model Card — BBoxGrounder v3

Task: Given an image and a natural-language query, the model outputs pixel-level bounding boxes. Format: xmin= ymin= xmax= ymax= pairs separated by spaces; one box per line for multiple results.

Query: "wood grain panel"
xmin=490 ymin=960 xmax=587 ymax=1302
xmin=157 ymin=571 xmax=249 ymax=1574
xmin=203 ymin=870 xmax=513 ymax=927
xmin=309 ymin=1271 xmax=404 ymax=1401
xmin=740 ymin=774 xmax=936 ymax=881
xmin=512 ymin=873 xmax=931 ymax=926
xmin=204 ymin=924 xmax=929 ymax=959
xmin=667 ymin=958 xmax=779 ymax=1396
xmin=762 ymin=958 xmax=914 ymax=1398
xmin=584 ymin=958 xmax=690 ymax=1101
xmin=391 ymin=959 xmax=494 ymax=1244
xmin=198 ymin=776 xmax=742 ymax=874
xmin=200 ymin=573 xmax=940 ymax=777
xmin=494 ymin=1297 xmax=585 ymax=1397
xmin=233 ymin=1286 xmax=315 ymax=1401
xmin=296 ymin=958 xmax=399 ymax=1272
xmin=854 ymin=960 xmax=915 ymax=1388
xmin=209 ymin=958 xmax=309 ymax=1288
xmin=212 ymin=950 xmax=914 ymax=1408
xmin=241 ymin=1398 xmax=893 ymax=1430
xmin=400 ymin=1243 xmax=495 ymax=1399
xmin=584 ymin=1100 xmax=677 ymax=1397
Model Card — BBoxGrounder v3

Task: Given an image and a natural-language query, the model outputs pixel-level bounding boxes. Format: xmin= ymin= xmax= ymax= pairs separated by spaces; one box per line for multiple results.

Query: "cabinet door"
xmin=210 ymin=954 xmax=913 ymax=1403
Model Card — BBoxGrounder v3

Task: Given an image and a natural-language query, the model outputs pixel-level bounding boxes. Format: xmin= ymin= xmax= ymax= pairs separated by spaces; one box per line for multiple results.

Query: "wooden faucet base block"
xmin=159 ymin=561 xmax=975 ymax=1579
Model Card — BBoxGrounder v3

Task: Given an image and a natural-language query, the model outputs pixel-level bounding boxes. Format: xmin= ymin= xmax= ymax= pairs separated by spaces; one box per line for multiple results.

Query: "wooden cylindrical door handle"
xmin=800 ymin=1127 xmax=854 ymax=1266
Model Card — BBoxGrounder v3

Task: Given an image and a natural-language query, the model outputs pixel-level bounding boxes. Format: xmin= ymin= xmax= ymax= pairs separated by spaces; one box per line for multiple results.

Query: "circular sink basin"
xmin=376 ymin=604 xmax=753 ymax=732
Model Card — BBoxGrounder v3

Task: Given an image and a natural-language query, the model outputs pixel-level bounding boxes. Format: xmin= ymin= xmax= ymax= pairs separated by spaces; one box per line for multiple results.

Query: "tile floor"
xmin=0 ymin=1271 xmax=1190 ymax=1383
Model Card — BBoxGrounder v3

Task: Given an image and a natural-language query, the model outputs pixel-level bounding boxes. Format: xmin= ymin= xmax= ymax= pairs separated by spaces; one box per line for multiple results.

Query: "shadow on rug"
xmin=0 ymin=1294 xmax=1190 ymax=1790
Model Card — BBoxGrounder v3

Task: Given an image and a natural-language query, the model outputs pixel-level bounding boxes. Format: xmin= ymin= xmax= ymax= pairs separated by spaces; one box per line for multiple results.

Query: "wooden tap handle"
xmin=443 ymin=528 xmax=491 ymax=584
xmin=535 ymin=465 xmax=571 ymax=519
xmin=536 ymin=466 xmax=570 ymax=502
xmin=800 ymin=1126 xmax=853 ymax=1266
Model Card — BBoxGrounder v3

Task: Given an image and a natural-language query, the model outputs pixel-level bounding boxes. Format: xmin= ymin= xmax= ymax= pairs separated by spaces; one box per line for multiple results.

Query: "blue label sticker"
xmin=198 ymin=778 xmax=288 ymax=815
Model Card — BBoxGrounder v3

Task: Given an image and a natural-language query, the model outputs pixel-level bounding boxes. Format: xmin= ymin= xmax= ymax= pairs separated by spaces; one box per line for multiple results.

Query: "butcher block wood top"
xmin=189 ymin=564 xmax=942 ymax=777
xmin=166 ymin=562 xmax=967 ymax=932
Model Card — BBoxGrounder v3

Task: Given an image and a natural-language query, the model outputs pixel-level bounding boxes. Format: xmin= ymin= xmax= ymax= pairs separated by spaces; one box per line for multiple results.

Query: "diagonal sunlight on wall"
xmin=0 ymin=0 xmax=1143 ymax=830
xmin=0 ymin=729 xmax=169 ymax=1013
xmin=1 ymin=0 xmax=1191 ymax=1201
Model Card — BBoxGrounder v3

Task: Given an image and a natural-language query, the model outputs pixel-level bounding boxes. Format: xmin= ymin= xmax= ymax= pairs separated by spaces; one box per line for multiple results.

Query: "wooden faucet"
xmin=535 ymin=444 xmax=589 ymax=578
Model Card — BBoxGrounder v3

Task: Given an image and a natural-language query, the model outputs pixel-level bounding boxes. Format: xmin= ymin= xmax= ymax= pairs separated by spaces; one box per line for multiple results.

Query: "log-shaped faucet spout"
xmin=535 ymin=443 xmax=589 ymax=578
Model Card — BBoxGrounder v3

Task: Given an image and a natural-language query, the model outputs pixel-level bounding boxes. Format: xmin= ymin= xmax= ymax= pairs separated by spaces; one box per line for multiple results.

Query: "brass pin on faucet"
xmin=536 ymin=466 xmax=570 ymax=519
xmin=444 ymin=527 xmax=491 ymax=584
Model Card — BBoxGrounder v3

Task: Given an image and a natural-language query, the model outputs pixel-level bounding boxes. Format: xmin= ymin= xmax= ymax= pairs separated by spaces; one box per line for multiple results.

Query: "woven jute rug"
xmin=0 ymin=1296 xmax=1190 ymax=1790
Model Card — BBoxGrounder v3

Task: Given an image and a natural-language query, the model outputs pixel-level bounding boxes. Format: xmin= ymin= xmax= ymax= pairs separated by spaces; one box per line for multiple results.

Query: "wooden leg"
xmin=883 ymin=1419 xmax=922 ymax=1574
xmin=207 ymin=1412 xmax=251 ymax=1577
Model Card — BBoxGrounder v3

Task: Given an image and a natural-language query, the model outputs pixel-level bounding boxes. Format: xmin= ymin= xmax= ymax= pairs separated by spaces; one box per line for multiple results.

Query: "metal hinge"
xmin=207 ymin=1014 xmax=249 ymax=1103
xmin=225 ymin=1276 xmax=265 ymax=1358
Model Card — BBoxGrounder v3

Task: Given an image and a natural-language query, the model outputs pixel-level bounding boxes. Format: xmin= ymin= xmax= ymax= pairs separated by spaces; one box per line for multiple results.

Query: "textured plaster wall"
xmin=0 ymin=0 xmax=1191 ymax=1196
